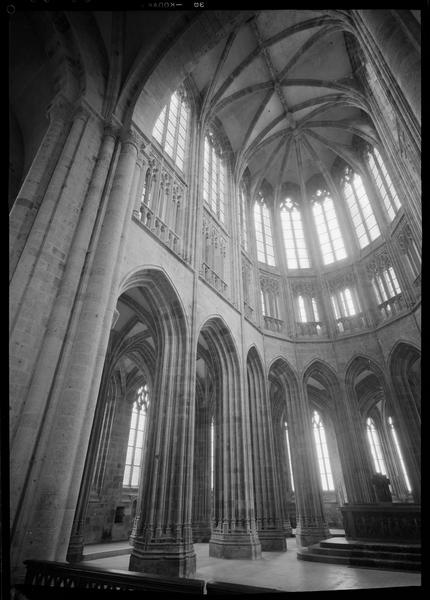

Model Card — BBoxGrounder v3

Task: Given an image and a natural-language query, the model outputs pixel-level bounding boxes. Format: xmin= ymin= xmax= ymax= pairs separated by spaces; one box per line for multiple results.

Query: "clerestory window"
xmin=152 ymin=89 xmax=190 ymax=172
xmin=254 ymin=196 xmax=275 ymax=266
xmin=203 ymin=134 xmax=226 ymax=223
xmin=280 ymin=198 xmax=310 ymax=269
xmin=240 ymin=185 xmax=249 ymax=251
xmin=371 ymin=266 xmax=401 ymax=305
xmin=123 ymin=385 xmax=150 ymax=488
xmin=312 ymin=190 xmax=347 ymax=265
xmin=343 ymin=169 xmax=381 ymax=249
xmin=367 ymin=147 xmax=401 ymax=222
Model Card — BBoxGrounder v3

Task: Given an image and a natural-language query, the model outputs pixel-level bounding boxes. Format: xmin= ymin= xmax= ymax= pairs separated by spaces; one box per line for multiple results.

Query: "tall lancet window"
xmin=312 ymin=410 xmax=335 ymax=491
xmin=203 ymin=133 xmax=226 ymax=223
xmin=210 ymin=418 xmax=214 ymax=492
xmin=152 ymin=89 xmax=190 ymax=172
xmin=388 ymin=416 xmax=412 ymax=492
xmin=343 ymin=169 xmax=380 ymax=248
xmin=367 ymin=147 xmax=401 ymax=222
xmin=254 ymin=196 xmax=275 ymax=266
xmin=366 ymin=417 xmax=387 ymax=475
xmin=240 ymin=185 xmax=249 ymax=251
xmin=123 ymin=385 xmax=150 ymax=488
xmin=312 ymin=189 xmax=347 ymax=265
xmin=284 ymin=421 xmax=295 ymax=491
xmin=280 ymin=198 xmax=310 ymax=269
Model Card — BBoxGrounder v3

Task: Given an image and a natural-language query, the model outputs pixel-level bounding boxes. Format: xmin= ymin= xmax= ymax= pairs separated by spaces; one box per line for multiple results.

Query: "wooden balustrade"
xmin=23 ymin=560 xmax=205 ymax=594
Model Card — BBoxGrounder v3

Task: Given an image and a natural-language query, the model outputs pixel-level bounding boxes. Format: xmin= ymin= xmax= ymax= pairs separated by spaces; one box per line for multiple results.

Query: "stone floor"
xmin=82 ymin=538 xmax=421 ymax=592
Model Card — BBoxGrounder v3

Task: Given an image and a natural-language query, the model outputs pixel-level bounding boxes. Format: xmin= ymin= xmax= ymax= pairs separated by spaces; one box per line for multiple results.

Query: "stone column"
xmin=10 ymin=129 xmax=140 ymax=582
xmin=10 ymin=124 xmax=118 ymax=531
xmin=209 ymin=369 xmax=261 ymax=559
xmin=9 ymin=95 xmax=73 ymax=276
xmin=286 ymin=385 xmax=330 ymax=547
xmin=66 ymin=372 xmax=112 ymax=562
xmin=129 ymin=344 xmax=196 ymax=577
xmin=357 ymin=10 xmax=420 ymax=125
xmin=248 ymin=364 xmax=286 ymax=551
xmin=332 ymin=383 xmax=376 ymax=504
xmin=191 ymin=400 xmax=212 ymax=542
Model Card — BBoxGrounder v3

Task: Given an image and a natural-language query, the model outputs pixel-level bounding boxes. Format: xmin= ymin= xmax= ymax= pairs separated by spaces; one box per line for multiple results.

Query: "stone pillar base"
xmin=192 ymin=525 xmax=211 ymax=543
xmin=257 ymin=530 xmax=287 ymax=552
xmin=129 ymin=541 xmax=196 ymax=578
xmin=209 ymin=531 xmax=261 ymax=559
xmin=295 ymin=525 xmax=330 ymax=548
xmin=66 ymin=535 xmax=84 ymax=563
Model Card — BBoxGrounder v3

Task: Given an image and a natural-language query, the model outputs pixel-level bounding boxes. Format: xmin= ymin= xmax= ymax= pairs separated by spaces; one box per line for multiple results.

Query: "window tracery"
xmin=152 ymin=88 xmax=190 ymax=172
xmin=123 ymin=385 xmax=150 ymax=488
xmin=312 ymin=410 xmax=335 ymax=491
xmin=367 ymin=147 xmax=401 ymax=222
xmin=280 ymin=197 xmax=310 ymax=269
xmin=254 ymin=194 xmax=275 ymax=266
xmin=312 ymin=189 xmax=347 ymax=265
xmin=342 ymin=168 xmax=380 ymax=249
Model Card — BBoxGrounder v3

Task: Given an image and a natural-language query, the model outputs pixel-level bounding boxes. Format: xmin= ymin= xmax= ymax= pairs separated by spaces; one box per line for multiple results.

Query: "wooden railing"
xmin=23 ymin=560 xmax=205 ymax=594
xmin=21 ymin=560 xmax=283 ymax=596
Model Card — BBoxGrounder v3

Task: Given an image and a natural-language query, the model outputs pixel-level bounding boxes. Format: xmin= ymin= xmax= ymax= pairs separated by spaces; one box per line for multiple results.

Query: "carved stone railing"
xmin=296 ymin=321 xmax=325 ymax=337
xmin=138 ymin=202 xmax=180 ymax=256
xmin=377 ymin=294 xmax=404 ymax=321
xmin=22 ymin=560 xmax=205 ymax=594
xmin=244 ymin=301 xmax=253 ymax=321
xmin=201 ymin=262 xmax=228 ymax=296
xmin=263 ymin=316 xmax=284 ymax=333
xmin=335 ymin=312 xmax=367 ymax=334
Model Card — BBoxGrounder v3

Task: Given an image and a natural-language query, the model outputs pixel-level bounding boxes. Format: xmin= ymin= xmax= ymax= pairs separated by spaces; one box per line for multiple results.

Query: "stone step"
xmin=82 ymin=546 xmax=132 ymax=561
xmin=311 ymin=545 xmax=421 ymax=562
xmin=297 ymin=549 xmax=421 ymax=572
xmin=320 ymin=537 xmax=421 ymax=554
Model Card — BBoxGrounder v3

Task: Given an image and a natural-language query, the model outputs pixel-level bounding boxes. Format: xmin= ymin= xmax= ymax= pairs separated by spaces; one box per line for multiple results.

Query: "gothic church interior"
xmin=9 ymin=8 xmax=421 ymax=592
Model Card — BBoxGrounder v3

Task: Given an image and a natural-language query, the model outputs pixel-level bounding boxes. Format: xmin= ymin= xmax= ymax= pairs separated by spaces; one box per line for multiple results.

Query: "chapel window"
xmin=123 ymin=385 xmax=150 ymax=488
xmin=284 ymin=421 xmax=295 ymax=492
xmin=366 ymin=416 xmax=388 ymax=476
xmin=312 ymin=410 xmax=335 ymax=491
xmin=387 ymin=416 xmax=412 ymax=493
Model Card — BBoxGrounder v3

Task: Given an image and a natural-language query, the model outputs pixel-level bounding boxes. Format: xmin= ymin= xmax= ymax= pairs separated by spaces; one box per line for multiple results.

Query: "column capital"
xmin=121 ymin=128 xmax=143 ymax=151
xmin=46 ymin=94 xmax=73 ymax=124
xmin=103 ymin=120 xmax=121 ymax=140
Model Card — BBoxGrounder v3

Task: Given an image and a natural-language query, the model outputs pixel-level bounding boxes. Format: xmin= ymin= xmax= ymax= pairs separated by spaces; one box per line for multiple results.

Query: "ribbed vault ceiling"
xmin=189 ymin=10 xmax=376 ymax=192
